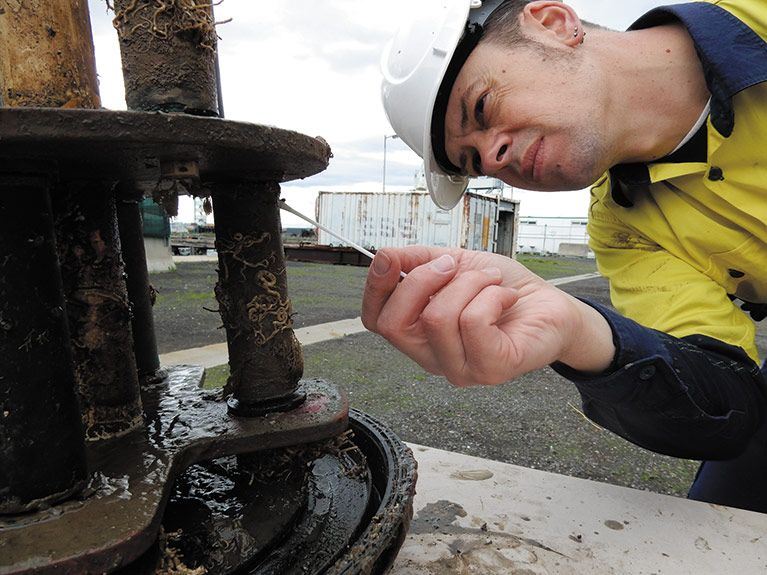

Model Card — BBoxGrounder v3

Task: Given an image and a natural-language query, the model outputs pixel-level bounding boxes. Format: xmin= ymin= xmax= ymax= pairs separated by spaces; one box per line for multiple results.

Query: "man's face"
xmin=443 ymin=39 xmax=610 ymax=191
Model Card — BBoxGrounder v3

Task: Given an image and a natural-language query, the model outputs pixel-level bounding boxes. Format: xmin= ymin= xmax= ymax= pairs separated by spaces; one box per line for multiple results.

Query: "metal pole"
xmin=53 ymin=181 xmax=144 ymax=439
xmin=0 ymin=173 xmax=87 ymax=514
xmin=112 ymin=0 xmax=219 ymax=116
xmin=116 ymin=192 xmax=163 ymax=383
xmin=212 ymin=182 xmax=305 ymax=417
xmin=0 ymin=0 xmax=106 ymax=510
xmin=0 ymin=1 xmax=100 ymax=108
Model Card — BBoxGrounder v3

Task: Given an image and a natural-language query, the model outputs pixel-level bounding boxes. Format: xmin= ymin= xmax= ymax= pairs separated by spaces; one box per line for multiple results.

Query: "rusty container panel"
xmin=0 ymin=0 xmax=100 ymax=108
xmin=316 ymin=190 xmax=518 ymax=253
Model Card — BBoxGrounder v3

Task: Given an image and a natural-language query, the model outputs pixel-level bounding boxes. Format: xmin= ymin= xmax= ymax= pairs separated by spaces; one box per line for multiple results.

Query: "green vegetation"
xmin=515 ymin=254 xmax=597 ymax=279
xmin=204 ymin=364 xmax=228 ymax=389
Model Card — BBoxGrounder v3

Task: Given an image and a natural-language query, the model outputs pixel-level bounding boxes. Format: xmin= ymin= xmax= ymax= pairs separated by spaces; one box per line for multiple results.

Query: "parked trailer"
xmin=315 ymin=190 xmax=519 ymax=257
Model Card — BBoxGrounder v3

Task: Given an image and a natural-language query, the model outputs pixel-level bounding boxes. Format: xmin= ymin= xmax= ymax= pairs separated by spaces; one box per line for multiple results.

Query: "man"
xmin=363 ymin=0 xmax=767 ymax=512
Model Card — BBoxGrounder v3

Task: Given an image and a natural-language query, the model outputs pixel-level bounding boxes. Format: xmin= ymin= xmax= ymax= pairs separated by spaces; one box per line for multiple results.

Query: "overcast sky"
xmin=87 ymin=0 xmax=682 ymax=225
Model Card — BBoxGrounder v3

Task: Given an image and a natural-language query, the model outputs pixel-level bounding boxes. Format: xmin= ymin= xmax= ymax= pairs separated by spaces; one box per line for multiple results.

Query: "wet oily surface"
xmin=0 ymin=367 xmax=347 ymax=575
xmin=159 ymin=438 xmax=370 ymax=574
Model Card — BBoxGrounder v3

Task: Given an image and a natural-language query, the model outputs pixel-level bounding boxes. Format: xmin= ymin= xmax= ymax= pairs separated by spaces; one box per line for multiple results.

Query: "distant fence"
xmin=517 ymin=218 xmax=590 ymax=255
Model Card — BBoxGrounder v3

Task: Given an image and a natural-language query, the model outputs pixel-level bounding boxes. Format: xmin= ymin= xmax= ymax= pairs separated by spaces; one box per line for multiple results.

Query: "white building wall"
xmin=517 ymin=216 xmax=590 ymax=255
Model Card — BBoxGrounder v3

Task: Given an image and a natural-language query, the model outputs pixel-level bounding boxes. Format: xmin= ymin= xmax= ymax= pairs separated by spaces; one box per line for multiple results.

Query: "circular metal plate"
xmin=0 ymin=108 xmax=332 ymax=184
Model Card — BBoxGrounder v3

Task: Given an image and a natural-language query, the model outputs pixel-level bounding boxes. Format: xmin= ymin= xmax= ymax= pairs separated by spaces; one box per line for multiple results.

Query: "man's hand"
xmin=361 ymin=247 xmax=615 ymax=386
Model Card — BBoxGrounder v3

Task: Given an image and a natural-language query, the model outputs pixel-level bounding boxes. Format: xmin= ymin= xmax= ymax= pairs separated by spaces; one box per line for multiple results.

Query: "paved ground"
xmin=151 ymin=258 xmax=767 ymax=499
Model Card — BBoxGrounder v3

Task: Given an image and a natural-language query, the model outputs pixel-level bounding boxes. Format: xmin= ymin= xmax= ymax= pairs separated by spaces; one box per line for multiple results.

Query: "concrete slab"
xmin=158 ymin=341 xmax=228 ymax=369
xmin=171 ymin=254 xmax=217 ymax=263
xmin=392 ymin=444 xmax=767 ymax=574
xmin=158 ymin=316 xmax=366 ymax=368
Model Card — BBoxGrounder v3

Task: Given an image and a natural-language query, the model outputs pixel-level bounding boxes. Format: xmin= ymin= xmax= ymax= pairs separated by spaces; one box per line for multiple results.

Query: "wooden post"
xmin=0 ymin=0 xmax=100 ymax=108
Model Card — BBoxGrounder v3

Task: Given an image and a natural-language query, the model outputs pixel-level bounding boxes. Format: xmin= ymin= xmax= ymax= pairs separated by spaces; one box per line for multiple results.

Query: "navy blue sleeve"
xmin=551 ymin=300 xmax=767 ymax=460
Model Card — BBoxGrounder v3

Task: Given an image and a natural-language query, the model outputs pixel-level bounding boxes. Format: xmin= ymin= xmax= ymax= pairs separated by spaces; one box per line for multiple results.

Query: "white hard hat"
xmin=381 ymin=0 xmax=505 ymax=209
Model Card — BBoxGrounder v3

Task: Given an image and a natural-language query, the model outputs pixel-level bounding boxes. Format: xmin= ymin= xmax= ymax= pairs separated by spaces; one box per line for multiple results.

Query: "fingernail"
xmin=431 ymin=254 xmax=456 ymax=273
xmin=481 ymin=267 xmax=502 ymax=279
xmin=373 ymin=252 xmax=391 ymax=275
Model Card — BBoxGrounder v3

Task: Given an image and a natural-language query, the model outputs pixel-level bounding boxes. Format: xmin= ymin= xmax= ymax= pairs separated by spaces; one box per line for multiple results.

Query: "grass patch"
xmin=516 ymin=255 xmax=597 ymax=279
xmin=204 ymin=364 xmax=228 ymax=389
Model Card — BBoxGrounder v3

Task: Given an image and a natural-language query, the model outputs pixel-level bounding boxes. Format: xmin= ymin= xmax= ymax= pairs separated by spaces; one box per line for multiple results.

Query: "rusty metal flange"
xmin=0 ymin=108 xmax=332 ymax=185
xmin=0 ymin=366 xmax=348 ymax=575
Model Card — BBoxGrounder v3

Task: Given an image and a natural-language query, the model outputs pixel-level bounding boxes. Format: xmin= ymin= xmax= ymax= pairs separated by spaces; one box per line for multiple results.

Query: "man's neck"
xmin=593 ymin=22 xmax=710 ymax=165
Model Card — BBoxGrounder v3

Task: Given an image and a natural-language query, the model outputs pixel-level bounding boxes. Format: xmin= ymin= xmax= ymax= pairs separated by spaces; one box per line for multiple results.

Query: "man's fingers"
xmin=461 ymin=285 xmax=521 ymax=380
xmin=373 ymin=254 xmax=459 ymax=339
xmin=362 ymin=248 xmax=457 ymax=332
xmin=420 ymin=268 xmax=505 ymax=383
xmin=394 ymin=246 xmax=453 ymax=273
xmin=361 ymin=249 xmax=402 ymax=331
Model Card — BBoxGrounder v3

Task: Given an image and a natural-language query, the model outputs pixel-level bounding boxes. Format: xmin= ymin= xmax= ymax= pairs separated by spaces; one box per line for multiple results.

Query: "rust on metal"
xmin=112 ymin=0 xmax=219 ymax=115
xmin=115 ymin=191 xmax=164 ymax=384
xmin=53 ymin=181 xmax=144 ymax=440
xmin=0 ymin=174 xmax=88 ymax=514
xmin=0 ymin=366 xmax=349 ymax=575
xmin=0 ymin=108 xmax=333 ymax=185
xmin=212 ymin=182 xmax=306 ymax=415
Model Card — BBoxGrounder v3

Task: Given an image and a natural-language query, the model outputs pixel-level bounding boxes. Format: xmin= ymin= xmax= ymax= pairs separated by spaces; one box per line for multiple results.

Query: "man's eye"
xmin=475 ymin=94 xmax=486 ymax=126
xmin=472 ymin=151 xmax=482 ymax=175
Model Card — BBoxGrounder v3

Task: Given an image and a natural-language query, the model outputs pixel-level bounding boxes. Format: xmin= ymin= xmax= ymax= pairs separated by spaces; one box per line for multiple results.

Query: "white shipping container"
xmin=315 ymin=190 xmax=519 ymax=256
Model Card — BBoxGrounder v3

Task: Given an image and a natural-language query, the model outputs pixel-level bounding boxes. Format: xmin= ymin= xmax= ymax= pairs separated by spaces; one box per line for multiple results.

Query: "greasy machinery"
xmin=0 ymin=2 xmax=415 ymax=573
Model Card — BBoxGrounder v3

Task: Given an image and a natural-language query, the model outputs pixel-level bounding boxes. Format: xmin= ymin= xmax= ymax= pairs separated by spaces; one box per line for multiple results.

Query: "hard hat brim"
xmin=423 ymin=150 xmax=469 ymax=210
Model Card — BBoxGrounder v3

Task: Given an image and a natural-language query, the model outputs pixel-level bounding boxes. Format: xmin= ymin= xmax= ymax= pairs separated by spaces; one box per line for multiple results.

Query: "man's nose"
xmin=479 ymin=132 xmax=512 ymax=175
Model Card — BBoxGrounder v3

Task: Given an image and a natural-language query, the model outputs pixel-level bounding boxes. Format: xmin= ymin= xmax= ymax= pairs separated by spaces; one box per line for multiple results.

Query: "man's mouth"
xmin=521 ymin=137 xmax=543 ymax=182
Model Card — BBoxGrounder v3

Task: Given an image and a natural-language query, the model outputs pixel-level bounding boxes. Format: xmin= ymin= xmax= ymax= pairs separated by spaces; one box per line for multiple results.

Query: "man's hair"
xmin=482 ymin=0 xmax=535 ymax=48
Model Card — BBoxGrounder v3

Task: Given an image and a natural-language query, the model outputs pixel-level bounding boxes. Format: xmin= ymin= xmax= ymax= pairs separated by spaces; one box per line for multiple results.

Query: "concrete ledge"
xmin=392 ymin=444 xmax=767 ymax=574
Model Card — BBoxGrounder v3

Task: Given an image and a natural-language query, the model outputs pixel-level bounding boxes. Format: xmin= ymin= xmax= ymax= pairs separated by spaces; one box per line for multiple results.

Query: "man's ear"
xmin=522 ymin=1 xmax=583 ymax=47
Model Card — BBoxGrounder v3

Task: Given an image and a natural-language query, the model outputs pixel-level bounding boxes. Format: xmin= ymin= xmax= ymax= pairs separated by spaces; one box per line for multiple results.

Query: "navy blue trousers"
xmin=688 ymin=410 xmax=767 ymax=513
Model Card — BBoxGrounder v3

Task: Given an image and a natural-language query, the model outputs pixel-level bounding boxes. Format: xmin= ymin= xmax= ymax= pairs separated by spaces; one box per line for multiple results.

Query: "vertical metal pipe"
xmin=212 ymin=182 xmax=306 ymax=416
xmin=0 ymin=174 xmax=87 ymax=514
xmin=111 ymin=0 xmax=219 ymax=378
xmin=0 ymin=0 xmax=99 ymax=512
xmin=53 ymin=182 xmax=143 ymax=440
xmin=0 ymin=0 xmax=100 ymax=108
xmin=112 ymin=0 xmax=219 ymax=116
xmin=116 ymin=193 xmax=163 ymax=384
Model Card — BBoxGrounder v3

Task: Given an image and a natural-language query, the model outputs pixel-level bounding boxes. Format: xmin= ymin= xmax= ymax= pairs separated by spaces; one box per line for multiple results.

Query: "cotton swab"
xmin=278 ymin=199 xmax=407 ymax=278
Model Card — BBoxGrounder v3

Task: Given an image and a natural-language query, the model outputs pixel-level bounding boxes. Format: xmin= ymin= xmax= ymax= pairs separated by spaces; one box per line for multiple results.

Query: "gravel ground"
xmin=150 ymin=257 xmax=767 ymax=498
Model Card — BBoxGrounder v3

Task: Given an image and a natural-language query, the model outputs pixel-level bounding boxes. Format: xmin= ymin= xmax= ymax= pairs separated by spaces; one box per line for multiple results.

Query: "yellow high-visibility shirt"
xmin=588 ymin=0 xmax=767 ymax=363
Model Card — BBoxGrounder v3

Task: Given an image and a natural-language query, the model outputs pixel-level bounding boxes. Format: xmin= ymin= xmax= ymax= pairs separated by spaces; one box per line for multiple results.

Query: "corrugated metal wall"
xmin=316 ymin=191 xmax=518 ymax=254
